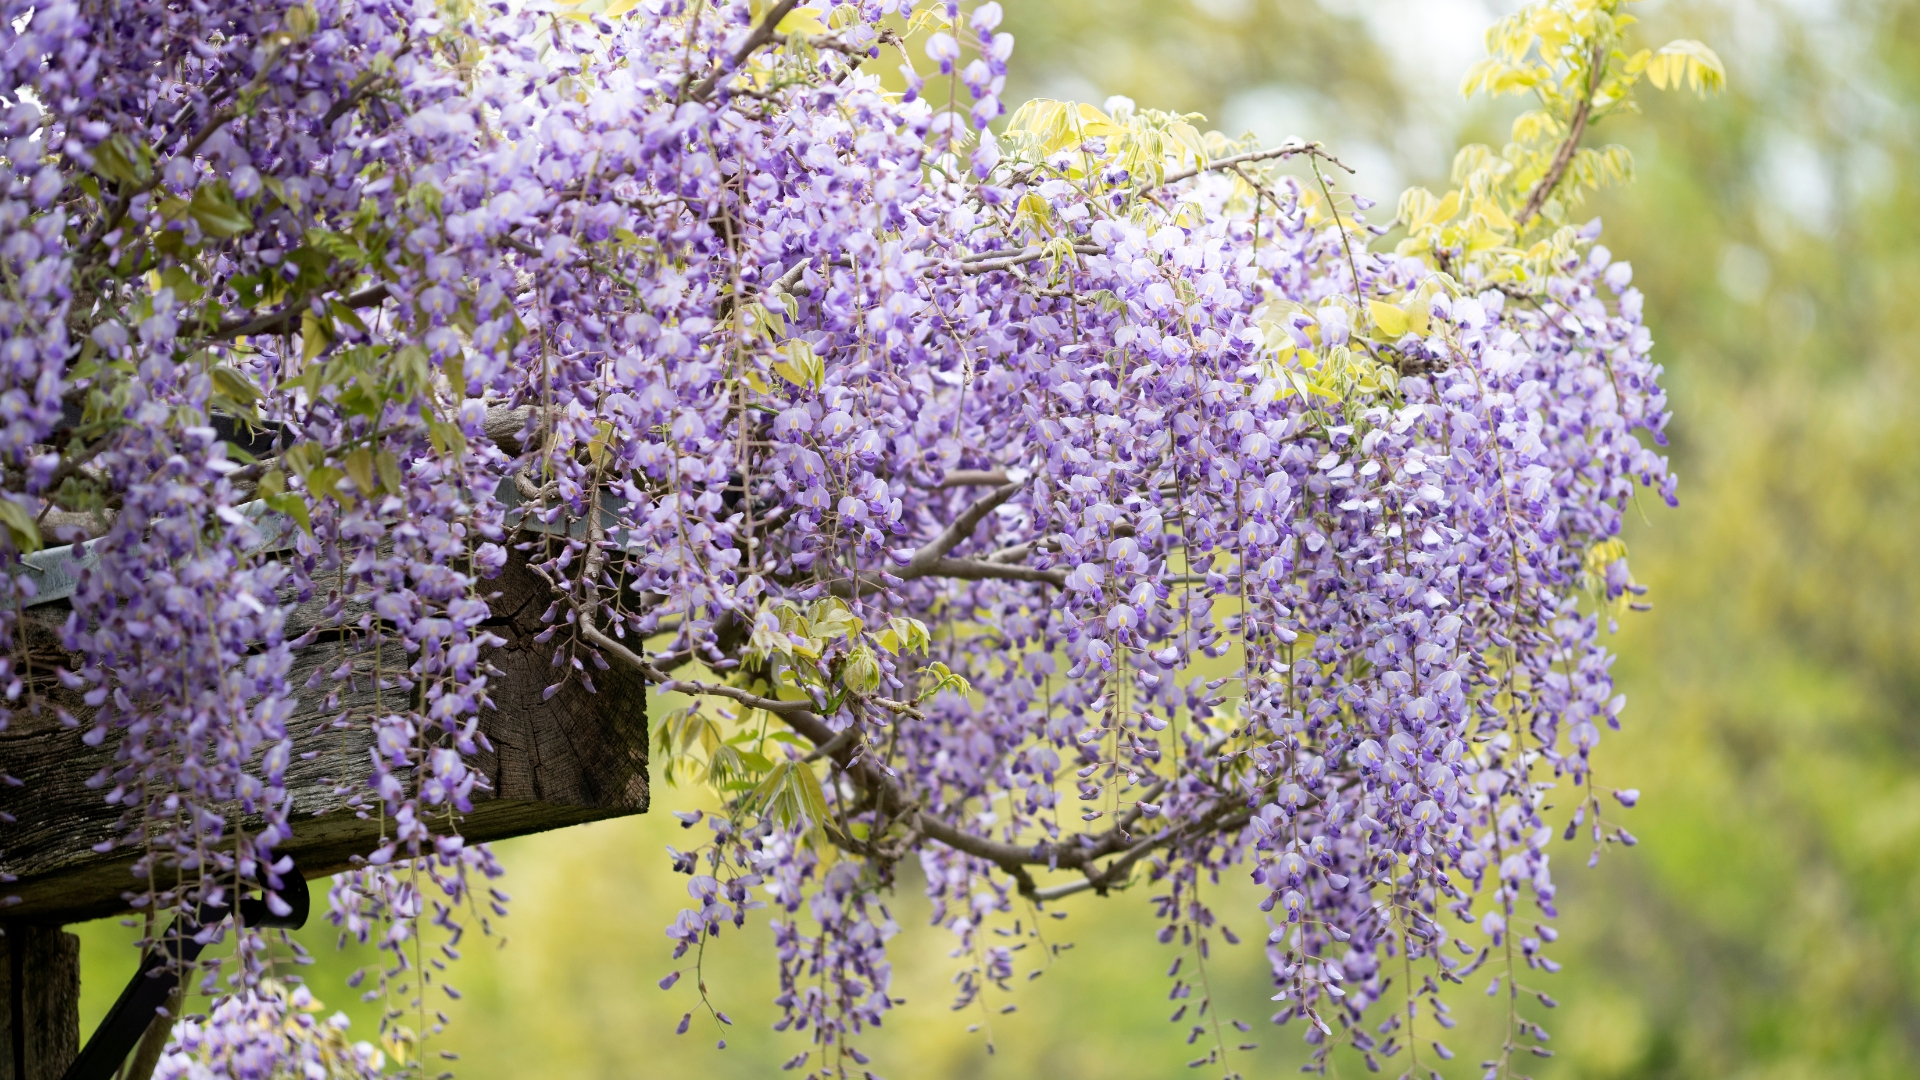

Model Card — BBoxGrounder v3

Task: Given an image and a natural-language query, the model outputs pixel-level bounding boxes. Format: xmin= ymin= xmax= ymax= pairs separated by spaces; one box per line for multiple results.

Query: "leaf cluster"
xmin=1398 ymin=0 xmax=1725 ymax=282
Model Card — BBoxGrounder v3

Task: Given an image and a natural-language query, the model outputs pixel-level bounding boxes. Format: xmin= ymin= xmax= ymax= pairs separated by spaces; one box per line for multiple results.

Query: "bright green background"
xmin=73 ymin=1 xmax=1920 ymax=1076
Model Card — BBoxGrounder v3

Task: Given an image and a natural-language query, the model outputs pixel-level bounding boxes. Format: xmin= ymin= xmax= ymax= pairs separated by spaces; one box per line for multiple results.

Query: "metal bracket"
xmin=58 ymin=867 xmax=310 ymax=1080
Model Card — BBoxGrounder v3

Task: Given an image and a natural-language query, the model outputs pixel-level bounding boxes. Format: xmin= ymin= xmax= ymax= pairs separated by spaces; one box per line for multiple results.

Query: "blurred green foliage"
xmin=73 ymin=1 xmax=1920 ymax=1076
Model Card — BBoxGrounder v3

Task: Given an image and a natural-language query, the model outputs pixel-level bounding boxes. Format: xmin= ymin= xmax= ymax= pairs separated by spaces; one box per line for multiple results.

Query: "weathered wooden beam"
xmin=0 ymin=549 xmax=648 ymax=925
xmin=0 ymin=925 xmax=79 ymax=1080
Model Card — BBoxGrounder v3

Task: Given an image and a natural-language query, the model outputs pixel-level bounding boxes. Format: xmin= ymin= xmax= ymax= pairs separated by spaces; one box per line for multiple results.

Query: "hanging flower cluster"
xmin=0 ymin=0 xmax=1720 ymax=1074
xmin=154 ymin=981 xmax=388 ymax=1080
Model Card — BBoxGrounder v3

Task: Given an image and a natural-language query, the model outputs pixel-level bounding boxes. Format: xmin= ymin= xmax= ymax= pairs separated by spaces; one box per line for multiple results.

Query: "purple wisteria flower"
xmin=0 ymin=0 xmax=1681 ymax=1074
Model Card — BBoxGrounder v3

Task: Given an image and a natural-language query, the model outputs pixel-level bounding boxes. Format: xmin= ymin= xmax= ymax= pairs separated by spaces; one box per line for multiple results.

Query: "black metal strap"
xmin=59 ymin=866 xmax=310 ymax=1080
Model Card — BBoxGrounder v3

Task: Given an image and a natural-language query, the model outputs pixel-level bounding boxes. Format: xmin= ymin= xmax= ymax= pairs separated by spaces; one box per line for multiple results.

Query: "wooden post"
xmin=0 ymin=926 xmax=79 ymax=1080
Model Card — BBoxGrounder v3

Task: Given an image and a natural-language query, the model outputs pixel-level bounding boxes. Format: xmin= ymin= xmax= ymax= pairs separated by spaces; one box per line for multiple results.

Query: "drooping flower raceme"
xmin=0 ymin=0 xmax=1709 ymax=1075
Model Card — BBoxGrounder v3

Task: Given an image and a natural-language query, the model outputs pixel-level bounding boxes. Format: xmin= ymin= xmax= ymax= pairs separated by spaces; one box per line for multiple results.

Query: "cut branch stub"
xmin=0 ymin=548 xmax=647 ymax=926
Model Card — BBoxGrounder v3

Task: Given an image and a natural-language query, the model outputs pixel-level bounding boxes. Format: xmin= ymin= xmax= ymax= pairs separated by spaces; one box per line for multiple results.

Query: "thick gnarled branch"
xmin=903 ymin=481 xmax=1019 ymax=576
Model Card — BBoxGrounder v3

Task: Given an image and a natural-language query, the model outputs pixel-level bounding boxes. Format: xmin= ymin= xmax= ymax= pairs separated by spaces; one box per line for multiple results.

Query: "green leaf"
xmin=807 ymin=599 xmax=862 ymax=641
xmin=919 ymin=661 xmax=974 ymax=701
xmin=393 ymin=344 xmax=431 ymax=393
xmin=92 ymin=134 xmax=152 ymax=188
xmin=305 ymin=228 xmax=368 ymax=266
xmin=1368 ymin=300 xmax=1411 ymax=339
xmin=282 ymin=4 xmax=317 ymax=38
xmin=329 ymin=298 xmax=371 ymax=335
xmin=404 ymin=181 xmax=442 ymax=218
xmin=280 ymin=440 xmax=323 ymax=479
xmin=375 ymin=450 xmax=402 ymax=495
xmin=230 ymin=275 xmax=274 ymax=310
xmin=1647 ymin=40 xmax=1726 ymax=95
xmin=774 ymin=6 xmax=826 ymax=34
xmin=300 ymin=311 xmax=333 ymax=363
xmin=305 ymin=465 xmax=349 ymax=508
xmin=708 ymin=743 xmax=749 ymax=787
xmin=841 ymin=645 xmax=880 ymax=695
xmin=750 ymin=760 xmax=832 ymax=833
xmin=209 ymin=366 xmax=261 ymax=407
xmin=791 ymin=760 xmax=830 ymax=827
xmin=426 ymin=419 xmax=468 ymax=457
xmin=157 ymin=267 xmax=205 ymax=305
xmin=0 ymin=499 xmax=42 ymax=553
xmin=188 ymin=183 xmax=254 ymax=238
xmin=770 ymin=339 xmax=824 ymax=389
xmin=586 ymin=420 xmax=615 ymax=467
xmin=263 ymin=491 xmax=312 ymax=535
xmin=286 ymin=246 xmax=334 ymax=293
xmin=876 ymin=615 xmax=932 ymax=655
xmin=343 ymin=447 xmax=377 ymax=496
xmin=749 ymin=763 xmax=795 ymax=822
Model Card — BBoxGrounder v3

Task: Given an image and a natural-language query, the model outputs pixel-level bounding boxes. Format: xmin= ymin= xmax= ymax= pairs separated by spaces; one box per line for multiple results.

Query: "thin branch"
xmin=1514 ymin=42 xmax=1605 ymax=228
xmin=772 ymin=31 xmax=872 ymax=58
xmin=956 ymin=245 xmax=1103 ymax=276
xmin=569 ymin=616 xmax=805 ymax=716
xmin=688 ymin=0 xmax=803 ymax=103
xmin=911 ymin=810 xmax=1064 ymax=873
xmin=907 ymin=556 xmax=1065 ymax=587
xmin=1038 ymin=799 xmax=1258 ymax=901
xmin=983 ymin=536 xmax=1060 ymax=564
xmin=937 ymin=469 xmax=1010 ymax=488
xmin=959 ymin=243 xmax=1102 ymax=263
xmin=34 ymin=439 xmax=111 ymax=510
xmin=583 ymin=615 xmax=922 ymax=724
xmin=210 ymin=283 xmax=390 ymax=340
xmin=319 ymin=44 xmax=412 ymax=128
xmin=659 ymin=672 xmax=817 ymax=718
xmin=957 ymin=246 xmax=1036 ymax=262
xmin=1160 ymin=140 xmax=1355 ymax=186
xmin=870 ymin=696 xmax=926 ymax=720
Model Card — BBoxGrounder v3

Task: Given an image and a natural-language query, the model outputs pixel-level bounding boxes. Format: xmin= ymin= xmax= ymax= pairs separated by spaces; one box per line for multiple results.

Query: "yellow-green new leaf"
xmin=299 ymin=311 xmax=332 ymax=363
xmin=841 ymin=645 xmax=881 ymax=696
xmin=209 ymin=366 xmax=261 ymax=406
xmin=774 ymin=6 xmax=826 ymax=35
xmin=771 ymin=339 xmax=824 ymax=390
xmin=1646 ymin=39 xmax=1726 ymax=95
xmin=0 ymin=499 xmax=42 ymax=553
xmin=751 ymin=761 xmax=832 ymax=833
xmin=1368 ymin=300 xmax=1411 ymax=339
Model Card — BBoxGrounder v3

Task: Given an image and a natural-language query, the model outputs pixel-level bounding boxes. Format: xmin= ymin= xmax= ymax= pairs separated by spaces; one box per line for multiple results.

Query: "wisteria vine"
xmin=0 ymin=0 xmax=1723 ymax=1076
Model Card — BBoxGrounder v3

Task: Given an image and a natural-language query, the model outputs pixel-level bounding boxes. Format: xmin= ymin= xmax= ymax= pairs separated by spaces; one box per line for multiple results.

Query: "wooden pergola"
xmin=0 ymin=544 xmax=650 ymax=1078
